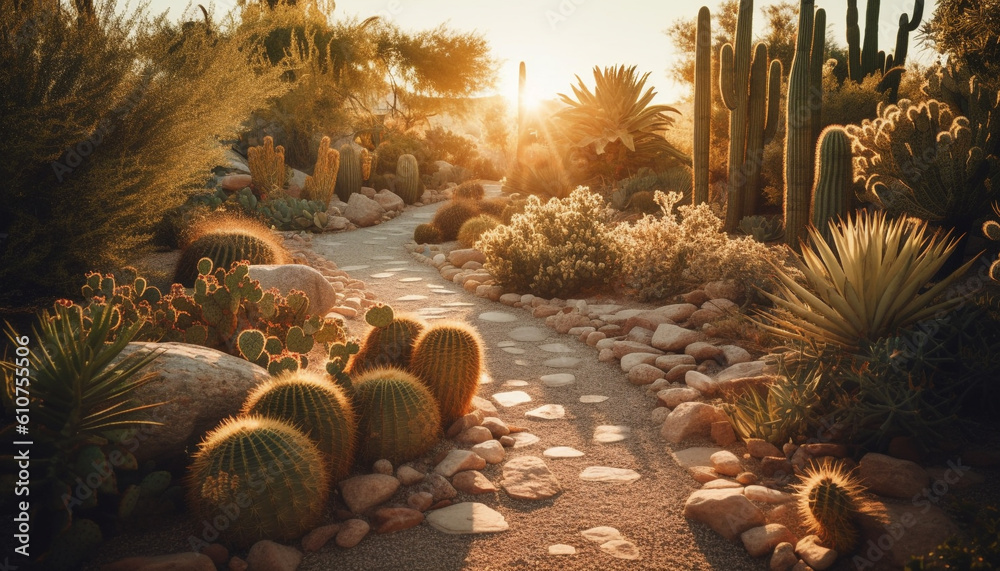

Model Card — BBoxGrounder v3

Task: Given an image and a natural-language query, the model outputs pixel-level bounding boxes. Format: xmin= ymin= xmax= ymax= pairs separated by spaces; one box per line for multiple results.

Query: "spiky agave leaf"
xmin=758 ymin=211 xmax=977 ymax=352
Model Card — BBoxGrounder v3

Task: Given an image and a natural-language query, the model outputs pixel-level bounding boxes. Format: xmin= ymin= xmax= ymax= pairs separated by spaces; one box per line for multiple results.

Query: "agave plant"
xmin=552 ymin=65 xmax=689 ymax=181
xmin=759 ymin=211 xmax=977 ymax=352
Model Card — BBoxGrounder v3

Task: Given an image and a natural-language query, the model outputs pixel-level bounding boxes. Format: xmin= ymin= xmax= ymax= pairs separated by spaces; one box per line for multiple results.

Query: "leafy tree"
xmin=921 ymin=0 xmax=1000 ymax=90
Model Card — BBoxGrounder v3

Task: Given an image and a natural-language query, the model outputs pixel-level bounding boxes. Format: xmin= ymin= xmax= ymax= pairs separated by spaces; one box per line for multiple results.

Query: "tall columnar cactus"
xmin=396 ymin=153 xmax=421 ymax=204
xmin=186 ymin=416 xmax=330 ymax=548
xmin=809 ymin=8 xmax=826 ymax=153
xmin=335 ymin=144 xmax=363 ymax=202
xmin=795 ymin=461 xmax=867 ymax=553
xmin=719 ymin=0 xmax=781 ymax=228
xmin=351 ymin=304 xmax=425 ymax=374
xmin=811 ymin=126 xmax=854 ymax=244
xmin=303 ymin=136 xmax=340 ymax=205
xmin=846 ymin=0 xmax=923 ymax=100
xmin=784 ymin=1 xmax=822 ymax=248
xmin=248 ymin=136 xmax=286 ymax=199
xmin=351 ymin=367 xmax=442 ymax=466
xmin=517 ymin=61 xmax=528 ymax=165
xmin=408 ymin=321 xmax=484 ymax=428
xmin=174 ymin=229 xmax=288 ymax=287
xmin=693 ymin=6 xmax=712 ymax=205
xmin=241 ymin=370 xmax=357 ymax=482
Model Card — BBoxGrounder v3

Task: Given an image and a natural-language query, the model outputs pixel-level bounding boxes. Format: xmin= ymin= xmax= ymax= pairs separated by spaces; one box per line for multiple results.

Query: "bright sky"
xmin=150 ymin=0 xmax=940 ymax=106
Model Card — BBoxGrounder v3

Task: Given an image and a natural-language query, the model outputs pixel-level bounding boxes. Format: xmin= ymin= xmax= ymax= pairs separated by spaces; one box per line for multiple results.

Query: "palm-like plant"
xmin=552 ymin=65 xmax=689 ymax=181
xmin=759 ymin=211 xmax=977 ymax=352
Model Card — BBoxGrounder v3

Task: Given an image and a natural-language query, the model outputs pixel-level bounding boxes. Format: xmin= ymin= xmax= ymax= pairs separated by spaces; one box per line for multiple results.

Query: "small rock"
xmin=373 ymin=507 xmax=424 ymax=534
xmin=301 ymin=524 xmax=341 ymax=552
xmin=619 ymin=352 xmax=661 ymax=371
xmin=452 ymin=470 xmax=498 ymax=494
xmin=586 ymin=331 xmax=606 ymax=345
xmin=501 ymin=456 xmax=561 ymax=500
xmin=481 ymin=416 xmax=510 ymax=437
xmin=396 ymin=465 xmax=425 ymax=486
xmin=628 ymin=363 xmax=665 ymax=385
xmin=655 ymin=303 xmax=700 ymax=322
xmin=664 ymin=363 xmax=698 ymax=382
xmin=651 ymin=406 xmax=671 ymax=425
xmin=419 ymin=473 xmax=458 ymax=501
xmin=578 ymin=466 xmax=642 ymax=483
xmin=689 ymin=466 xmax=721 ymax=483
xmin=425 ymin=502 xmax=509 ymax=534
xmin=548 ymin=544 xmax=577 ymax=555
xmin=661 ymin=402 xmax=728 ymax=443
xmin=434 ymin=450 xmax=487 ymax=478
xmin=859 ymin=453 xmax=930 ymax=499
xmin=720 ymin=345 xmax=752 ymax=365
xmin=455 ymin=425 xmax=494 ymax=445
xmin=742 ymin=524 xmax=798 ymax=558
xmin=685 ymin=370 xmax=718 ymax=396
xmin=711 ymin=421 xmax=737 ymax=446
xmin=228 ymin=556 xmax=248 ymax=571
xmin=343 ymin=192 xmax=386 ymax=227
xmin=656 ymin=354 xmax=698 ymax=370
xmin=761 ymin=456 xmax=794 ymax=479
xmin=684 ymin=488 xmax=765 ymax=540
xmin=372 ymin=459 xmax=393 ymax=475
xmin=682 ymin=289 xmax=710 ymax=305
xmin=795 ymin=535 xmax=837 ymax=570
xmin=499 ymin=435 xmax=516 ymax=447
xmin=246 ymin=540 xmax=302 ymax=571
xmin=747 ymin=438 xmax=783 ymax=459
xmin=710 ymin=450 xmax=742 ymax=477
xmin=771 ymin=542 xmax=798 ymax=571
xmin=736 ymin=472 xmax=758 ymax=485
xmin=581 ymin=526 xmax=623 ymax=543
xmin=657 ymin=387 xmax=702 ymax=408
xmin=744 ymin=485 xmax=795 ymax=504
xmin=651 ymin=323 xmax=704 ymax=352
xmin=201 ymin=544 xmax=229 ymax=567
xmin=703 ymin=478 xmax=743 ymax=489
xmin=686 ymin=341 xmax=723 ymax=361
xmin=446 ymin=410 xmax=485 ymax=438
xmin=716 ymin=361 xmax=767 ymax=383
xmin=447 ymin=248 xmax=486 ymax=267
xmin=600 ymin=539 xmax=640 ymax=560
xmin=335 ymin=519 xmax=370 ymax=548
xmin=338 ymin=474 xmax=400 ymax=514
xmin=407 ymin=491 xmax=434 ymax=512
xmin=471 ymin=440 xmax=505 ymax=464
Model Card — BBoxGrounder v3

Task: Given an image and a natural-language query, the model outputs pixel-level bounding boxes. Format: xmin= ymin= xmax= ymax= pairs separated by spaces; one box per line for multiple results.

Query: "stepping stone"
xmin=593 ymin=425 xmax=630 ymax=443
xmin=508 ymin=326 xmax=549 ymax=342
xmin=579 ymin=395 xmax=608 ymax=403
xmin=525 ymin=404 xmax=565 ymax=420
xmin=363 ymin=241 xmax=383 ymax=245
xmin=503 ymin=380 xmax=529 ymax=387
xmin=581 ymin=527 xmax=623 ymax=544
xmin=425 ymin=502 xmax=509 ymax=534
xmin=433 ymin=290 xmax=458 ymax=295
xmin=497 ymin=341 xmax=518 ymax=348
xmin=371 ymin=255 xmax=397 ymax=260
xmin=579 ymin=467 xmax=641 ymax=483
xmin=492 ymin=391 xmax=532 ymax=407
xmin=548 ymin=544 xmax=577 ymax=555
xmin=540 ymin=374 xmax=575 ymax=387
xmin=538 ymin=343 xmax=574 ymax=353
xmin=370 ymin=272 xmax=395 ymax=278
xmin=671 ymin=447 xmax=723 ymax=468
xmin=397 ymin=295 xmax=428 ymax=301
xmin=509 ymin=432 xmax=540 ymax=448
xmin=514 ymin=360 xmax=531 ymax=366
xmin=502 ymin=456 xmax=561 ymax=500
xmin=543 ymin=446 xmax=585 ymax=458
xmin=543 ymin=357 xmax=581 ymax=368
xmin=442 ymin=302 xmax=475 ymax=307
xmin=339 ymin=265 xmax=369 ymax=272
xmin=399 ymin=277 xmax=423 ymax=282
xmin=601 ymin=540 xmax=640 ymax=560
xmin=502 ymin=348 xmax=526 ymax=354
xmin=479 ymin=311 xmax=518 ymax=323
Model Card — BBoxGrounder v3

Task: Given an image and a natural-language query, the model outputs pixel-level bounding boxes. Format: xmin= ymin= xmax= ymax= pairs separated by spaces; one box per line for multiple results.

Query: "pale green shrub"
xmin=616 ymin=191 xmax=791 ymax=300
xmin=478 ymin=187 xmax=622 ymax=297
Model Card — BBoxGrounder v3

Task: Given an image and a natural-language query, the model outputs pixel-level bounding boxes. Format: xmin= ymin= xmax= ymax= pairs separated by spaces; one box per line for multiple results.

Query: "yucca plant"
xmin=759 ymin=211 xmax=977 ymax=352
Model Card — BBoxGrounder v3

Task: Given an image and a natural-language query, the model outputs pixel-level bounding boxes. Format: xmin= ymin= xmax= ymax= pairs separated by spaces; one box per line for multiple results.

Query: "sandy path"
xmin=90 ymin=186 xmax=765 ymax=570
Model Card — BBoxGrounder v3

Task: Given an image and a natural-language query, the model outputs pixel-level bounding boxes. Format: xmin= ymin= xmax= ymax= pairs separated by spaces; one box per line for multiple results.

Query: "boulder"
xmin=115 ymin=342 xmax=270 ymax=462
xmin=373 ymin=189 xmax=405 ymax=212
xmin=249 ymin=264 xmax=339 ymax=316
xmin=343 ymin=192 xmax=386 ymax=227
xmin=858 ymin=453 xmax=930 ymax=499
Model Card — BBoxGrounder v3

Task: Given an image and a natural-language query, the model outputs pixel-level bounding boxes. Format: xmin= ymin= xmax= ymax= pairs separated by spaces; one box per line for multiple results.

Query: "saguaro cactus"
xmin=846 ymin=0 xmax=923 ymax=100
xmin=785 ymin=0 xmax=823 ymax=248
xmin=693 ymin=6 xmax=712 ymax=205
xmin=740 ymin=43 xmax=782 ymax=218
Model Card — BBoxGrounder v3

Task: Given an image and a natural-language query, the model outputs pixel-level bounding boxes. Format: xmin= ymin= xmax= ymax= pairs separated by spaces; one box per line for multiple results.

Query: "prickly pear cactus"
xmin=351 ymin=305 xmax=425 ymax=374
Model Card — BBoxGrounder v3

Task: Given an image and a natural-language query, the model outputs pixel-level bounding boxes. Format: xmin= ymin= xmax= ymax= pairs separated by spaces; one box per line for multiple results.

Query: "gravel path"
xmin=90 ymin=185 xmax=765 ymax=570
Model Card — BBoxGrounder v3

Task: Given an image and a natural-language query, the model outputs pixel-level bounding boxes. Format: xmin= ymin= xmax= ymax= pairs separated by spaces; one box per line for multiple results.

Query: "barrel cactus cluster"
xmin=173 ymin=215 xmax=289 ymax=287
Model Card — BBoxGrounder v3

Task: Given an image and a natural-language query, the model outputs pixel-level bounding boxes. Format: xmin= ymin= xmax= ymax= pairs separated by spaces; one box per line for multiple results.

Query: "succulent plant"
xmin=408 ymin=321 xmax=484 ymax=428
xmin=457 ymin=214 xmax=501 ymax=248
xmin=303 ymin=136 xmax=340 ymax=205
xmin=351 ymin=305 xmax=425 ymax=374
xmin=350 ymin=367 xmax=442 ymax=466
xmin=693 ymin=6 xmax=711 ymax=205
xmin=795 ymin=460 xmax=867 ymax=553
xmin=432 ymin=200 xmax=480 ymax=242
xmin=413 ymin=223 xmax=443 ymax=244
xmin=326 ymin=340 xmax=360 ymax=394
xmin=241 ymin=370 xmax=357 ymax=482
xmin=811 ymin=126 xmax=854 ymax=244
xmin=174 ymin=230 xmax=288 ymax=287
xmin=257 ymin=195 xmax=329 ymax=232
xmin=452 ymin=180 xmax=485 ymax=201
xmin=41 ymin=518 xmax=103 ymax=571
xmin=395 ymin=153 xmax=421 ymax=204
xmin=477 ymin=197 xmax=509 ymax=219
xmin=984 ymin=203 xmax=1000 ymax=282
xmin=248 ymin=136 xmax=286 ymax=199
xmin=335 ymin=144 xmax=363 ymax=202
xmin=738 ymin=215 xmax=785 ymax=242
xmin=186 ymin=416 xmax=330 ymax=548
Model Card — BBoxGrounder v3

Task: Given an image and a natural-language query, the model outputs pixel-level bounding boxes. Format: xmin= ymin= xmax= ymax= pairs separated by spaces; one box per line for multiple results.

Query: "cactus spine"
xmin=693 ymin=6 xmax=711 ymax=205
xmin=186 ymin=416 xmax=330 ymax=548
xmin=396 ymin=153 xmax=421 ymax=204
xmin=352 ymin=305 xmax=425 ymax=374
xmin=241 ymin=370 xmax=357 ymax=482
xmin=335 ymin=144 xmax=363 ymax=202
xmin=408 ymin=322 xmax=484 ymax=428
xmin=795 ymin=461 xmax=866 ymax=553
xmin=303 ymin=136 xmax=340 ymax=205
xmin=784 ymin=0 xmax=821 ymax=248
xmin=351 ymin=367 xmax=442 ymax=466
xmin=811 ymin=126 xmax=853 ymax=244
xmin=248 ymin=136 xmax=286 ymax=199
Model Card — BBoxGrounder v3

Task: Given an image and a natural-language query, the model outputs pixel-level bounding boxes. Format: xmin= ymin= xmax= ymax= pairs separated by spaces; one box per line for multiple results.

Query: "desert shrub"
xmin=478 ymin=187 xmax=622 ymax=297
xmin=432 ymin=200 xmax=480 ymax=241
xmin=616 ymin=191 xmax=790 ymax=301
xmin=423 ymin=125 xmax=479 ymax=169
xmin=0 ymin=2 xmax=286 ymax=304
xmin=612 ymin=166 xmax=693 ymax=210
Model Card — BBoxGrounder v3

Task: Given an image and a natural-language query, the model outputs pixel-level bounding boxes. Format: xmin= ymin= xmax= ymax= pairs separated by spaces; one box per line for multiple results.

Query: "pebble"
xmin=471 ymin=440 xmax=505 ymax=464
xmin=301 ymin=523 xmax=341 ymax=552
xmin=396 ymin=465 xmax=425 ymax=485
xmin=481 ymin=416 xmax=511 ymax=437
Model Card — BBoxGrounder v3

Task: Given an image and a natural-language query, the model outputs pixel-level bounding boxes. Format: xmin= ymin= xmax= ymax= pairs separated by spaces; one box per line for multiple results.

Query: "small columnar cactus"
xmin=396 ymin=153 xmax=421 ymax=204
xmin=303 ymin=136 xmax=340 ymax=205
xmin=248 ymin=136 xmax=286 ymax=199
xmin=693 ymin=6 xmax=712 ymax=205
xmin=457 ymin=214 xmax=501 ymax=248
xmin=335 ymin=144 xmax=363 ymax=202
xmin=811 ymin=126 xmax=854 ymax=244
xmin=413 ymin=223 xmax=443 ymax=244
xmin=795 ymin=460 xmax=867 ymax=553
xmin=350 ymin=367 xmax=442 ymax=466
xmin=241 ymin=370 xmax=357 ymax=482
xmin=186 ymin=416 xmax=330 ymax=548
xmin=408 ymin=321 xmax=484 ymax=428
xmin=351 ymin=304 xmax=426 ymax=374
